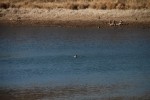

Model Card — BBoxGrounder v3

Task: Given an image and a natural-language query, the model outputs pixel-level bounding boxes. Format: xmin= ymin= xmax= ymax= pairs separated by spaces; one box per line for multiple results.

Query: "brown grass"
xmin=0 ymin=0 xmax=150 ymax=9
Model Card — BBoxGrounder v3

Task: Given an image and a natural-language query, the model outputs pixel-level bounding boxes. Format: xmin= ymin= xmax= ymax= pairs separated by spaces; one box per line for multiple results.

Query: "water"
xmin=0 ymin=26 xmax=150 ymax=99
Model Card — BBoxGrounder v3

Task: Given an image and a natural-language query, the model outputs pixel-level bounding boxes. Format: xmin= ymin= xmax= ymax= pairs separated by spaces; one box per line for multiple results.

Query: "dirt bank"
xmin=0 ymin=8 xmax=150 ymax=27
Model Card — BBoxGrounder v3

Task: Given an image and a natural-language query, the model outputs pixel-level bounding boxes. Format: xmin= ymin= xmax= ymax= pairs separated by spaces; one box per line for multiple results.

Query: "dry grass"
xmin=0 ymin=0 xmax=150 ymax=9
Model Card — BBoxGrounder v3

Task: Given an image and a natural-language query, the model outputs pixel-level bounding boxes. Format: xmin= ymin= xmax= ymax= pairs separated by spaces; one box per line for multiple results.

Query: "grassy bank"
xmin=0 ymin=0 xmax=150 ymax=10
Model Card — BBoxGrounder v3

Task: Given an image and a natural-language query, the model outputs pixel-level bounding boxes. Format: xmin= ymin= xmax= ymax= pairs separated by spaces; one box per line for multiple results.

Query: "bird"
xmin=116 ymin=20 xmax=123 ymax=26
xmin=74 ymin=55 xmax=77 ymax=58
xmin=108 ymin=20 xmax=116 ymax=26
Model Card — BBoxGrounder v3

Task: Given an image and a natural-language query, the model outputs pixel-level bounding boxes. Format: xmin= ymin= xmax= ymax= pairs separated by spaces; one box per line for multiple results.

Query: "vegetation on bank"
xmin=0 ymin=0 xmax=150 ymax=10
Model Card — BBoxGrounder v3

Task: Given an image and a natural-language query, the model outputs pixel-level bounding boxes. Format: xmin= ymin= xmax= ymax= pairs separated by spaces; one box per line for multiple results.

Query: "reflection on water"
xmin=0 ymin=26 xmax=150 ymax=99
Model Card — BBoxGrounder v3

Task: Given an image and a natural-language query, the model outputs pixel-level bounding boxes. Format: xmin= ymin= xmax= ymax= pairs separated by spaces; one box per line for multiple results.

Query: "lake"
xmin=0 ymin=26 xmax=150 ymax=100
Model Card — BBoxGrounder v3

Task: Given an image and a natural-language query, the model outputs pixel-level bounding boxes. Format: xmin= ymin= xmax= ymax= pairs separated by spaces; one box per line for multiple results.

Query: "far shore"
xmin=0 ymin=8 xmax=150 ymax=28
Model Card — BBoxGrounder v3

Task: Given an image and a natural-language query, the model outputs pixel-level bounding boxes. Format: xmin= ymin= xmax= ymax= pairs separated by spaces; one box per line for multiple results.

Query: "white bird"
xmin=74 ymin=55 xmax=77 ymax=58
xmin=116 ymin=20 xmax=123 ymax=26
xmin=108 ymin=20 xmax=116 ymax=26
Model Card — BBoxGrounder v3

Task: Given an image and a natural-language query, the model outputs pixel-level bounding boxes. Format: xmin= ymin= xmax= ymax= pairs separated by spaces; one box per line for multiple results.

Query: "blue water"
xmin=0 ymin=26 xmax=150 ymax=96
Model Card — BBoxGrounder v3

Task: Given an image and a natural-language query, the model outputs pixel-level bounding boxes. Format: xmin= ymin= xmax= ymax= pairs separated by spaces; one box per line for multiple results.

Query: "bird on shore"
xmin=109 ymin=20 xmax=123 ymax=26
xmin=108 ymin=20 xmax=116 ymax=26
xmin=116 ymin=20 xmax=123 ymax=26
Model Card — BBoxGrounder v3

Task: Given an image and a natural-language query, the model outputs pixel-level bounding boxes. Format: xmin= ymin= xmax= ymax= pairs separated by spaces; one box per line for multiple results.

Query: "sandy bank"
xmin=0 ymin=8 xmax=150 ymax=27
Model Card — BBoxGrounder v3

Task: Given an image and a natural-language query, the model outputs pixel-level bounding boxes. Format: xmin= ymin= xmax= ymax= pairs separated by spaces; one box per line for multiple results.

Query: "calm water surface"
xmin=0 ymin=26 xmax=150 ymax=98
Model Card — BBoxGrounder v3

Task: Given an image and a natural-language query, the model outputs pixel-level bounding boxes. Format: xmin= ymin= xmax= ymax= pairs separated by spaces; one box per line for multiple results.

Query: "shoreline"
xmin=0 ymin=8 xmax=150 ymax=28
xmin=0 ymin=84 xmax=150 ymax=100
xmin=0 ymin=19 xmax=150 ymax=28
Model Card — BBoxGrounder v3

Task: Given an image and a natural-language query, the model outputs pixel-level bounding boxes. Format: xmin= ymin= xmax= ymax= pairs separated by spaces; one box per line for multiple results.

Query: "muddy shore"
xmin=0 ymin=84 xmax=150 ymax=100
xmin=0 ymin=8 xmax=150 ymax=28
